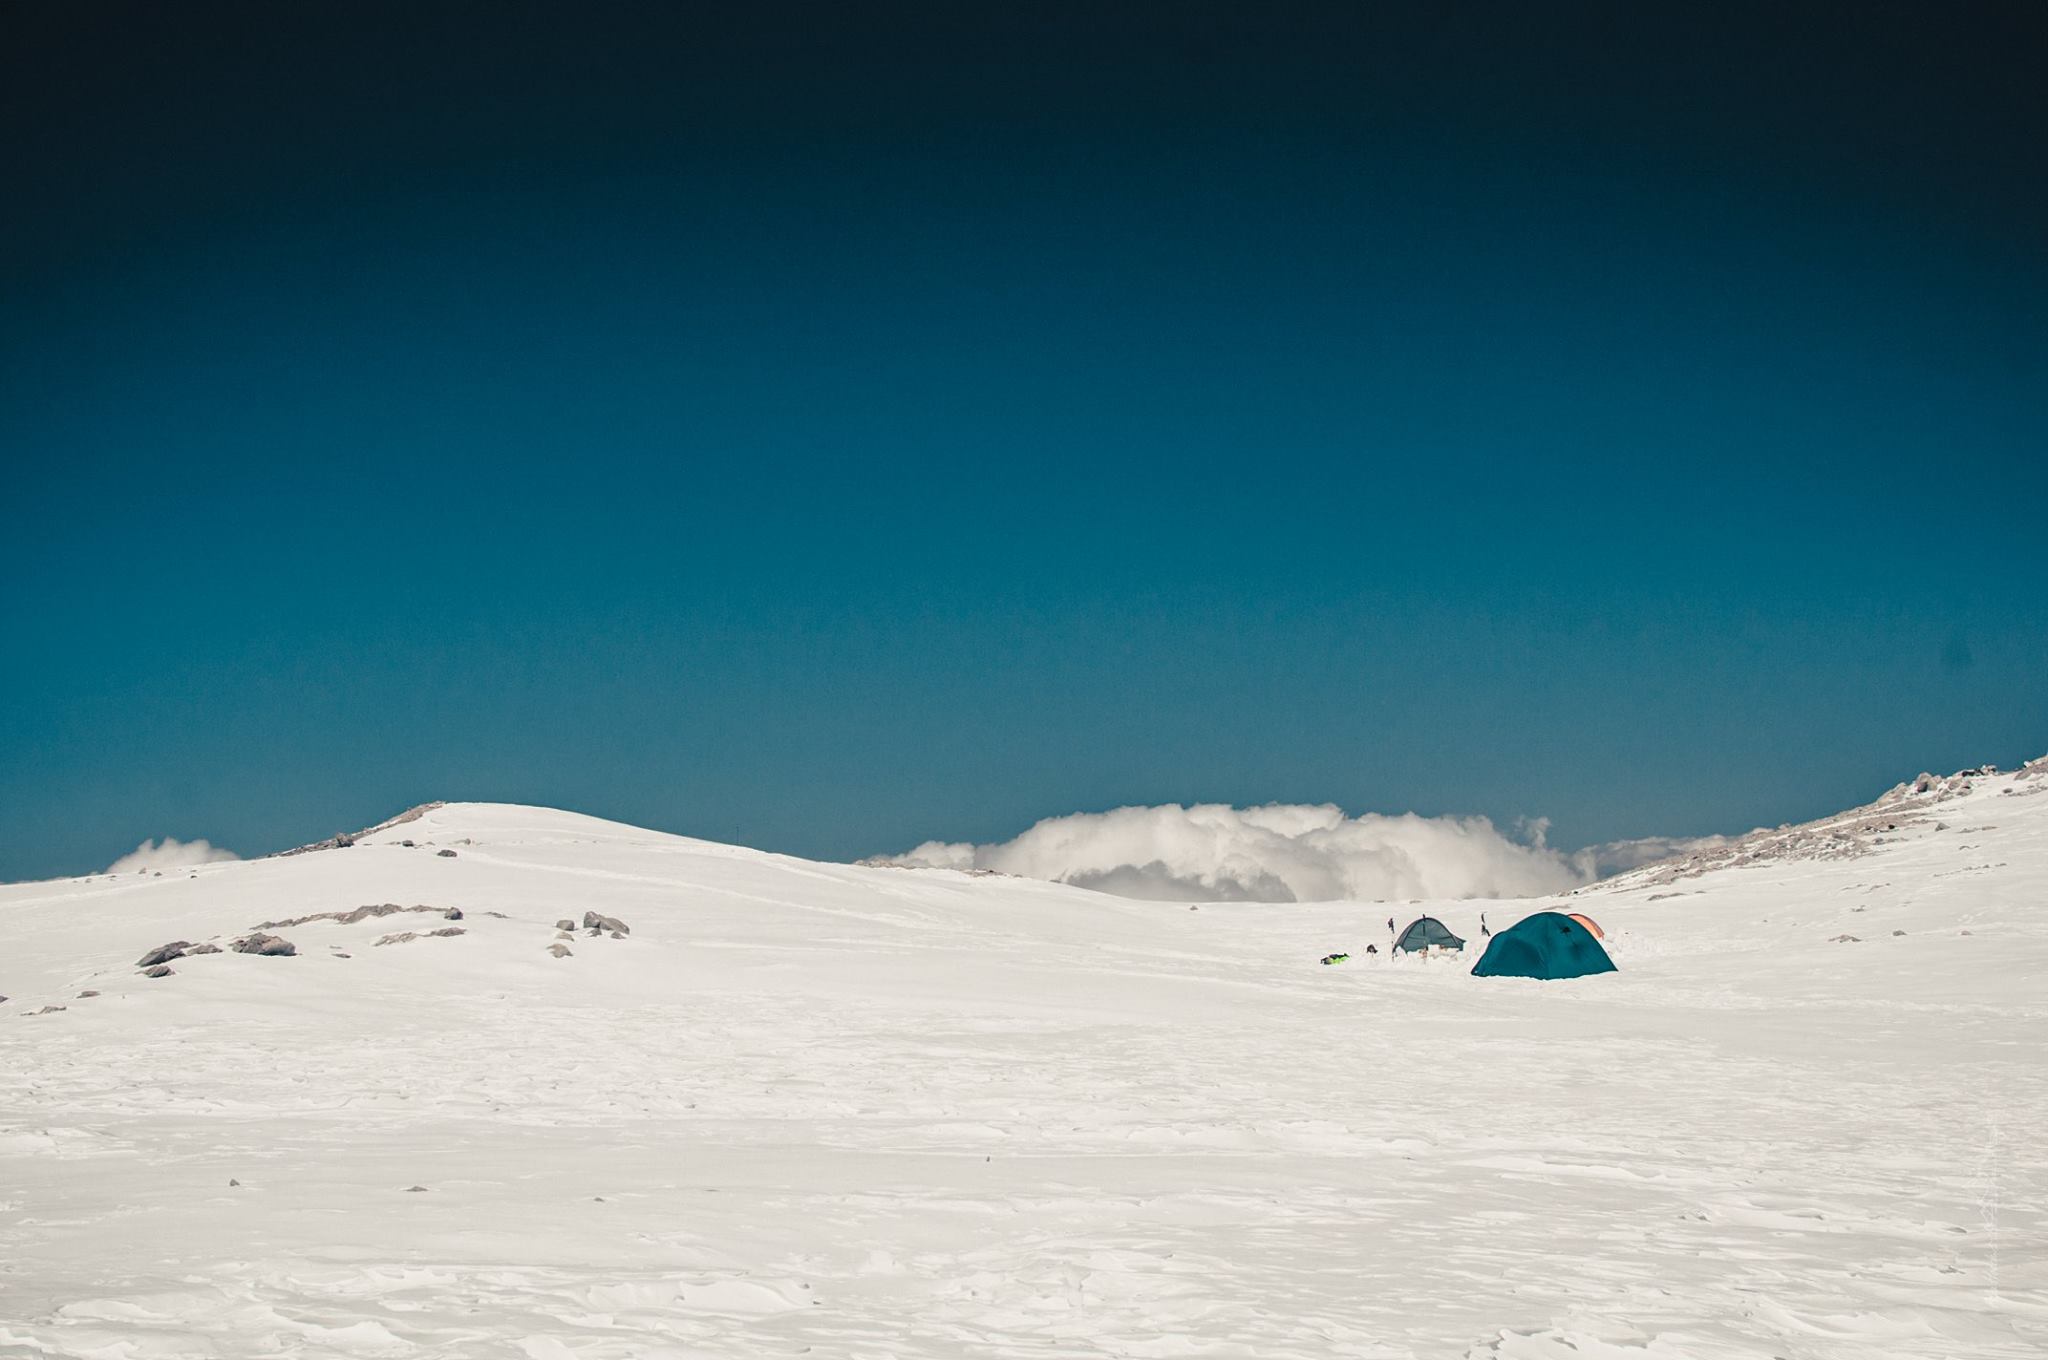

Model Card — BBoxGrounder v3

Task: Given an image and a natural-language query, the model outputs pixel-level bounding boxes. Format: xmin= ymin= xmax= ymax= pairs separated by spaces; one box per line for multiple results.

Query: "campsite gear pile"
xmin=1321 ymin=912 xmax=1618 ymax=979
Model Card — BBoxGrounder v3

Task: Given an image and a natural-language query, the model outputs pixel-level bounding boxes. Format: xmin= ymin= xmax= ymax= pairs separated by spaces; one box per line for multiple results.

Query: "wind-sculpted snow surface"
xmin=2 ymin=783 xmax=2045 ymax=1358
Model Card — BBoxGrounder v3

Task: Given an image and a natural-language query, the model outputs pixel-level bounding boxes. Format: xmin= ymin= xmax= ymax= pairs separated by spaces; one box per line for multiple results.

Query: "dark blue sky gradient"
xmin=3 ymin=3 xmax=2044 ymax=879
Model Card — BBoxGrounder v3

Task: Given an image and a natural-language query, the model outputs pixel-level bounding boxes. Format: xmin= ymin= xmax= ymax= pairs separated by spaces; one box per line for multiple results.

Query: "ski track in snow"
xmin=2 ymin=785 xmax=2045 ymax=1359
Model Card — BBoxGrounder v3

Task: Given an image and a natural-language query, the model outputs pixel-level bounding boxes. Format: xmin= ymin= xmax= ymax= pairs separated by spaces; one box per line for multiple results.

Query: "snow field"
xmin=2 ymin=786 xmax=2044 ymax=1358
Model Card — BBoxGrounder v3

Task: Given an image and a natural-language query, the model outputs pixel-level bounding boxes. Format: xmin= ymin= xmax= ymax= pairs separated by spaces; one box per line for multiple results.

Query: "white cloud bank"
xmin=882 ymin=804 xmax=1546 ymax=901
xmin=880 ymin=804 xmax=1728 ymax=903
xmin=105 ymin=837 xmax=240 ymax=874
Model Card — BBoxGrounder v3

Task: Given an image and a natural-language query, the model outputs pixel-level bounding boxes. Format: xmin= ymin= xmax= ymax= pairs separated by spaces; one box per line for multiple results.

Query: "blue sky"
xmin=3 ymin=4 xmax=2043 ymax=880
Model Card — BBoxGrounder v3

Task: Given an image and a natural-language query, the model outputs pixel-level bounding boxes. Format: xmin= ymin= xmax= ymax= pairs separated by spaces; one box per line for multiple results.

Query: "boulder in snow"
xmin=137 ymin=941 xmax=191 ymax=968
xmin=232 ymin=933 xmax=297 ymax=956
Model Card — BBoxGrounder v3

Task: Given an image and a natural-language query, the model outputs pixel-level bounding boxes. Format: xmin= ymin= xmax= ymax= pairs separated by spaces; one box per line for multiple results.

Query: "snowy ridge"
xmin=272 ymin=801 xmax=447 ymax=857
xmin=1599 ymin=756 xmax=2048 ymax=887
xmin=1 ymin=772 xmax=2044 ymax=1358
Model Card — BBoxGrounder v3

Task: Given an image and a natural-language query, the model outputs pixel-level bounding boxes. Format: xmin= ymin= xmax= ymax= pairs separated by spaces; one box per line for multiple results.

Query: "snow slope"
xmin=2 ymin=774 xmax=2044 ymax=1359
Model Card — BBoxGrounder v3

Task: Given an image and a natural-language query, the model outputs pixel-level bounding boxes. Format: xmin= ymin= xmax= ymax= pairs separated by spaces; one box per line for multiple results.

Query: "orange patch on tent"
xmin=1568 ymin=912 xmax=1605 ymax=939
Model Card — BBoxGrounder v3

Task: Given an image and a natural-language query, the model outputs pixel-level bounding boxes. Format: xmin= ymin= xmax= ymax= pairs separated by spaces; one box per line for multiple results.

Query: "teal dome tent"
xmin=1471 ymin=911 xmax=1617 ymax=980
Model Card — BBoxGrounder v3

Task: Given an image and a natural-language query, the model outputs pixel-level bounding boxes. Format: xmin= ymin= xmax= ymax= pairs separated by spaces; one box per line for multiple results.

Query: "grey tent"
xmin=1393 ymin=916 xmax=1466 ymax=955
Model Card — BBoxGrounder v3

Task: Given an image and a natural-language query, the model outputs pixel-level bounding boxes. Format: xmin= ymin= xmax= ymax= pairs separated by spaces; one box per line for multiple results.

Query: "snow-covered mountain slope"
xmin=2 ymin=774 xmax=2044 ymax=1359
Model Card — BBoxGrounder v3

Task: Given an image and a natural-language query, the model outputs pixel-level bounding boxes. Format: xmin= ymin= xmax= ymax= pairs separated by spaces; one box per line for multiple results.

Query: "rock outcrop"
xmin=275 ymin=802 xmax=446 ymax=857
xmin=373 ymin=927 xmax=466 ymax=947
xmin=260 ymin=903 xmax=444 ymax=929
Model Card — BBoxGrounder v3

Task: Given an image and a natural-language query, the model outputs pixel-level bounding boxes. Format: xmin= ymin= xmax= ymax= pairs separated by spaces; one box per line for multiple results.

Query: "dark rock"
xmin=404 ymin=1185 xmax=428 ymax=1192
xmin=442 ymin=908 xmax=463 ymax=921
xmin=555 ymin=918 xmax=575 ymax=931
xmin=187 ymin=942 xmax=222 ymax=954
xmin=143 ymin=965 xmax=173 ymax=978
xmin=232 ymin=933 xmax=297 ymax=956
xmin=229 ymin=1178 xmax=240 ymax=1187
xmin=137 ymin=941 xmax=192 ymax=967
xmin=34 ymin=1005 xmax=66 ymax=1014
xmin=547 ymin=942 xmax=573 ymax=958
xmin=76 ymin=990 xmax=99 ymax=998
xmin=582 ymin=911 xmax=629 ymax=935
xmin=1830 ymin=934 xmax=1860 ymax=943
xmin=427 ymin=926 xmax=465 ymax=938
xmin=437 ymin=849 xmax=457 ymax=858
xmin=400 ymin=839 xmax=416 ymax=848
xmin=1892 ymin=929 xmax=1907 ymax=937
